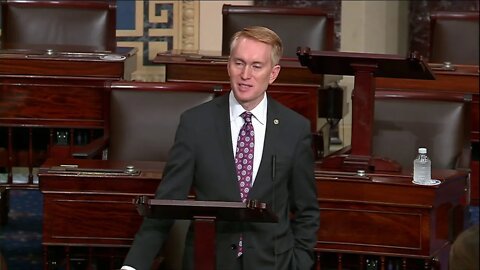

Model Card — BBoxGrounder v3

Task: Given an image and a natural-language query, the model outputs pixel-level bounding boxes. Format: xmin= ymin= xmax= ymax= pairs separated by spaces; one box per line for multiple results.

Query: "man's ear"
xmin=269 ymin=65 xmax=281 ymax=84
xmin=227 ymin=60 xmax=232 ymax=77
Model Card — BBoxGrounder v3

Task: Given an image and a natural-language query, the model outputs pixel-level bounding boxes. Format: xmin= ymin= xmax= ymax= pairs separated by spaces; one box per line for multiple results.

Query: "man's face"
xmin=227 ymin=37 xmax=280 ymax=111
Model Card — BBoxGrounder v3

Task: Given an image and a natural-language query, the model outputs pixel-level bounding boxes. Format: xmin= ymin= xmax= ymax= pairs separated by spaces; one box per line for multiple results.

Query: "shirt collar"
xmin=229 ymin=91 xmax=267 ymax=125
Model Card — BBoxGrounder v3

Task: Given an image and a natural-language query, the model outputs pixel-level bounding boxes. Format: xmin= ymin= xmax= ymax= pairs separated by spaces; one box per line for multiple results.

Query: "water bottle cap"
xmin=418 ymin=147 xmax=427 ymax=154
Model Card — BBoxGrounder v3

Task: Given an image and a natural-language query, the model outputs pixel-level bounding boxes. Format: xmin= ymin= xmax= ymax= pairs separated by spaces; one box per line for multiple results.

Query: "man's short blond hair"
xmin=229 ymin=26 xmax=283 ymax=66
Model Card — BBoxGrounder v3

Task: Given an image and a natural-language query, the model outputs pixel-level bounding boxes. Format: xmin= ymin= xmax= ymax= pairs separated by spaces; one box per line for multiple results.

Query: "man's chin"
xmin=233 ymin=90 xmax=251 ymax=99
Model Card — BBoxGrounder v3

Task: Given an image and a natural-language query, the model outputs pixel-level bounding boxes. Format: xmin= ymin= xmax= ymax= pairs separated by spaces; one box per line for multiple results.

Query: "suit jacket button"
xmin=230 ymin=244 xmax=237 ymax=250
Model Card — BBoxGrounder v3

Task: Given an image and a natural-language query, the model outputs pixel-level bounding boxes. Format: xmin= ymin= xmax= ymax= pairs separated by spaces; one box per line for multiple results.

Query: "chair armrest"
xmin=71 ymin=136 xmax=109 ymax=159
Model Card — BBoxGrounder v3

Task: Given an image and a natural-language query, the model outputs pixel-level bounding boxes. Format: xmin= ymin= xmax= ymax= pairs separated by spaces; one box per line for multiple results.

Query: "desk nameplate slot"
xmin=47 ymin=165 xmax=140 ymax=176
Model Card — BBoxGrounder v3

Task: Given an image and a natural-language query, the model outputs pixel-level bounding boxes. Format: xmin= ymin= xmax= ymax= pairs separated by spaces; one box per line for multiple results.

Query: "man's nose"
xmin=241 ymin=66 xmax=252 ymax=79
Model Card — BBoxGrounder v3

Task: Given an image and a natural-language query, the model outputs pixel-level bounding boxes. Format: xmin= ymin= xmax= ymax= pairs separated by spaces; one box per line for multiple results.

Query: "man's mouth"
xmin=238 ymin=83 xmax=252 ymax=90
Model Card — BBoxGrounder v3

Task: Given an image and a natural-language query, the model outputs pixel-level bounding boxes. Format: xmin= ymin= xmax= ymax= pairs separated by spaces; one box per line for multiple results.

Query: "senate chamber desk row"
xmin=37 ymin=157 xmax=468 ymax=270
xmin=1 ymin=47 xmax=479 ymax=270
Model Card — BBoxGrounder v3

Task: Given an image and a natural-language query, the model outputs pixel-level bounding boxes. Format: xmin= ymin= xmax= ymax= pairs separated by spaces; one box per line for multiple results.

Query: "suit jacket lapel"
xmin=249 ymin=96 xmax=280 ymax=199
xmin=213 ymin=94 xmax=241 ymax=197
xmin=214 ymin=94 xmax=281 ymax=201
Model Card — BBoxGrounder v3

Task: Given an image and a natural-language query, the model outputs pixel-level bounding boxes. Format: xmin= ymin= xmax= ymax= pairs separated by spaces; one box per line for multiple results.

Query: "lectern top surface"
xmin=297 ymin=49 xmax=435 ymax=80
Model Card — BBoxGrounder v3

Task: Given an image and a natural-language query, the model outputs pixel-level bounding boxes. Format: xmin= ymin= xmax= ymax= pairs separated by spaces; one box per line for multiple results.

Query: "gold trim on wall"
xmin=179 ymin=0 xmax=199 ymax=51
xmin=132 ymin=0 xmax=200 ymax=82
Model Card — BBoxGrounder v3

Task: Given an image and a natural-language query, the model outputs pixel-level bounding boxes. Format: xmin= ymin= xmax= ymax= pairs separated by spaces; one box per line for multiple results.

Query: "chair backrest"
xmin=108 ymin=81 xmax=220 ymax=270
xmin=107 ymin=81 xmax=219 ymax=162
xmin=373 ymin=90 xmax=471 ymax=171
xmin=429 ymin=11 xmax=479 ymax=65
xmin=107 ymin=80 xmax=320 ymax=161
xmin=222 ymin=4 xmax=335 ymax=58
xmin=1 ymin=0 xmax=117 ymax=52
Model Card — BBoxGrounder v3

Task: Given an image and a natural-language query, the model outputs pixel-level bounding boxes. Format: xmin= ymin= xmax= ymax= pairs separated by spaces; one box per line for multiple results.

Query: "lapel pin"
xmin=274 ymin=119 xmax=279 ymax=125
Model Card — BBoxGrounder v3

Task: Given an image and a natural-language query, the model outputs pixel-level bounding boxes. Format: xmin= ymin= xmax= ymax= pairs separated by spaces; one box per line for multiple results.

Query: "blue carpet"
xmin=0 ymin=190 xmax=43 ymax=270
xmin=468 ymin=205 xmax=480 ymax=227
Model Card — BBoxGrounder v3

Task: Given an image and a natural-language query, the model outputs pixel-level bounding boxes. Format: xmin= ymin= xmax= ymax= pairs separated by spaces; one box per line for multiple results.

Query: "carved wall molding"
xmin=179 ymin=0 xmax=199 ymax=51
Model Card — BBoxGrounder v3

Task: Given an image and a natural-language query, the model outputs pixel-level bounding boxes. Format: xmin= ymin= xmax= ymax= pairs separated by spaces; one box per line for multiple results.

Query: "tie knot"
xmin=241 ymin=112 xmax=252 ymax=123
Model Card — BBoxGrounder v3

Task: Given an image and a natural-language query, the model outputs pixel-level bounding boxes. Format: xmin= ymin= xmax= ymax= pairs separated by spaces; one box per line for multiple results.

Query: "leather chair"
xmin=0 ymin=0 xmax=116 ymax=52
xmin=111 ymin=82 xmax=219 ymax=269
xmin=429 ymin=11 xmax=479 ymax=65
xmin=73 ymin=81 xmax=221 ymax=270
xmin=106 ymin=82 xmax=218 ymax=162
xmin=221 ymin=4 xmax=335 ymax=58
xmin=372 ymin=90 xmax=473 ymax=230
xmin=372 ymin=90 xmax=472 ymax=173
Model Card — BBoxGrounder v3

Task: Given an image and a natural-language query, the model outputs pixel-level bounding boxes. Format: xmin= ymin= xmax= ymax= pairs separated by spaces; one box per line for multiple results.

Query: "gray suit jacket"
xmin=124 ymin=93 xmax=320 ymax=270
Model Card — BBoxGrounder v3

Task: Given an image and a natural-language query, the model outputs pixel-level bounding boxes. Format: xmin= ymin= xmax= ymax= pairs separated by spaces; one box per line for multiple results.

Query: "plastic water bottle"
xmin=413 ymin=147 xmax=431 ymax=183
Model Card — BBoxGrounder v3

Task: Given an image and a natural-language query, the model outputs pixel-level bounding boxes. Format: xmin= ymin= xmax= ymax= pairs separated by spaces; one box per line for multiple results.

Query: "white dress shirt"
xmin=229 ymin=91 xmax=267 ymax=186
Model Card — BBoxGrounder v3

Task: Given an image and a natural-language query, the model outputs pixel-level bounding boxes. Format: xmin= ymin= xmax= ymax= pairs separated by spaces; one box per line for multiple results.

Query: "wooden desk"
xmin=39 ymin=159 xmax=163 ymax=247
xmin=376 ymin=64 xmax=479 ymax=205
xmin=39 ymin=158 xmax=163 ymax=269
xmin=39 ymin=158 xmax=467 ymax=270
xmin=0 ymin=48 xmax=136 ymax=79
xmin=0 ymin=48 xmax=137 ymax=188
xmin=315 ymin=168 xmax=468 ymax=270
xmin=153 ymin=50 xmax=328 ymax=86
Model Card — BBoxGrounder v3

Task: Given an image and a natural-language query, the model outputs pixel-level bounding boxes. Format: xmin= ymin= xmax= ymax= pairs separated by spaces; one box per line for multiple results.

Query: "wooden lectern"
xmin=135 ymin=196 xmax=278 ymax=270
xmin=297 ymin=49 xmax=435 ymax=172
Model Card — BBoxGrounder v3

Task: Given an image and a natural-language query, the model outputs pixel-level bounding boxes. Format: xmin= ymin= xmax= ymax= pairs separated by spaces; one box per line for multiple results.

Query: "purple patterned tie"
xmin=235 ymin=111 xmax=254 ymax=256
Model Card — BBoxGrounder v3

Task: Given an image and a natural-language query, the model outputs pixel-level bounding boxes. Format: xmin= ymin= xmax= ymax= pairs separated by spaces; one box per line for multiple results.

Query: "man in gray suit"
xmin=122 ymin=26 xmax=320 ymax=270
